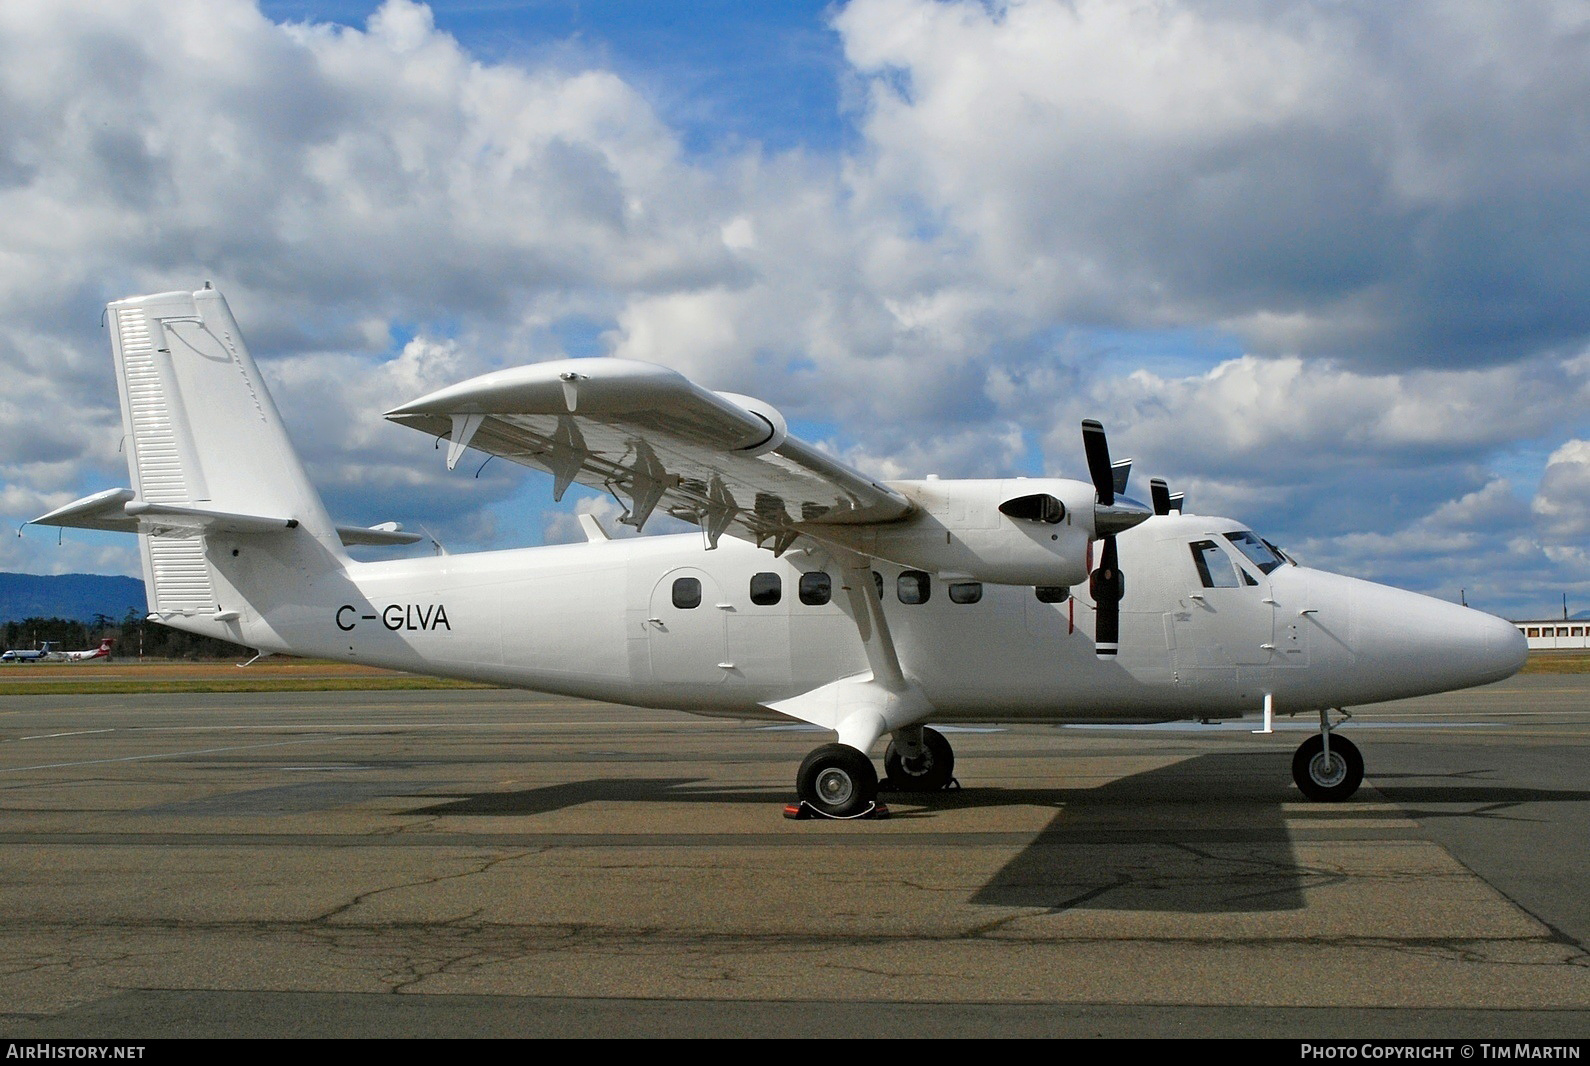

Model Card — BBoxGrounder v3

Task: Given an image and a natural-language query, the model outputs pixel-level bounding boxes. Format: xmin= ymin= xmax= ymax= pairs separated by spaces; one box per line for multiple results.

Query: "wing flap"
xmin=386 ymin=358 xmax=913 ymax=545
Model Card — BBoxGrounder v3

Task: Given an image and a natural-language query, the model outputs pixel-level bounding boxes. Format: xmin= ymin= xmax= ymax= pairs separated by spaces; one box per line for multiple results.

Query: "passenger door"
xmin=647 ymin=568 xmax=728 ymax=684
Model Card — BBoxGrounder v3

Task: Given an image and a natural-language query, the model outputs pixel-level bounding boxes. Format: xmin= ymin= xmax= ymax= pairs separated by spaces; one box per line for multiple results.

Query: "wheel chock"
xmin=782 ymin=800 xmax=890 ymax=820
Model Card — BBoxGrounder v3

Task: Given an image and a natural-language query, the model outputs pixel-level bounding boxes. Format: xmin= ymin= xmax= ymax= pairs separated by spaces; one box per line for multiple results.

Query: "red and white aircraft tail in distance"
xmin=32 ymin=288 xmax=1529 ymax=818
xmin=60 ymin=638 xmax=114 ymax=662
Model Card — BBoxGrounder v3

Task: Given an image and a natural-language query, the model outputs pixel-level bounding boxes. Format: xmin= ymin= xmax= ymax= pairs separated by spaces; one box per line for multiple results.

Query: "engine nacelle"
xmin=714 ymin=392 xmax=788 ymax=457
xmin=812 ymin=478 xmax=1101 ymax=586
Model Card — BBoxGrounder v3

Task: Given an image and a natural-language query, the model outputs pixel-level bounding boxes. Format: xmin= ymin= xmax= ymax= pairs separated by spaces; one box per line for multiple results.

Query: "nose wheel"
xmin=1292 ymin=732 xmax=1363 ymax=801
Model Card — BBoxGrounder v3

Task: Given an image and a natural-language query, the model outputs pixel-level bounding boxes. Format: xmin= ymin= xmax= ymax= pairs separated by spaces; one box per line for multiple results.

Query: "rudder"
xmin=107 ymin=287 xmax=343 ymax=620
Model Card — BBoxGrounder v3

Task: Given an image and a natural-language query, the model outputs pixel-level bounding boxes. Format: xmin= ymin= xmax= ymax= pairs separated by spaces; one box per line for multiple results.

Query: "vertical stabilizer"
xmin=108 ymin=288 xmax=343 ymax=621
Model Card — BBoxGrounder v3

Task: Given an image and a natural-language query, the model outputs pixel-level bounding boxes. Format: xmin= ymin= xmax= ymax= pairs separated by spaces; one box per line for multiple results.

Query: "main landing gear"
xmin=787 ymin=726 xmax=959 ymax=820
xmin=883 ymin=725 xmax=956 ymax=792
xmin=793 ymin=743 xmax=881 ymax=818
xmin=1291 ymin=709 xmax=1363 ymax=801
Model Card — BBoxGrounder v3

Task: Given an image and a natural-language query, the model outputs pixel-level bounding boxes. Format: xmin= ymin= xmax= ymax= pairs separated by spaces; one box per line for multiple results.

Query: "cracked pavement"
xmin=0 ymin=680 xmax=1586 ymax=1036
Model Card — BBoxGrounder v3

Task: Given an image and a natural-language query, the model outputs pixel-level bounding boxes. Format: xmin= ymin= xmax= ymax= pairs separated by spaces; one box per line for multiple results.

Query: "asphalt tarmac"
xmin=0 ymin=674 xmax=1586 ymax=1039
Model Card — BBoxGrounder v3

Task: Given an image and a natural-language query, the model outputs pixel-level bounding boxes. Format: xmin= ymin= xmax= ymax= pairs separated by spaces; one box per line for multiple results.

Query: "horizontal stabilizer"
xmin=123 ymin=501 xmax=297 ymax=534
xmin=30 ymin=488 xmax=139 ymax=533
xmin=32 ymin=489 xmax=293 ymax=535
xmin=335 ymin=522 xmax=424 ymax=547
xmin=33 ymin=489 xmax=407 ymax=544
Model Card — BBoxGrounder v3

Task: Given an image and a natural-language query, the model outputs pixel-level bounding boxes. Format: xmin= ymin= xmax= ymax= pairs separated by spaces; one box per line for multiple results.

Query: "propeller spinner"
xmin=1080 ymin=420 xmax=1151 ymax=659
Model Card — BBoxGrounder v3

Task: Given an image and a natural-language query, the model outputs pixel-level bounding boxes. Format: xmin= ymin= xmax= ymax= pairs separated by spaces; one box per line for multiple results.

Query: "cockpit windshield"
xmin=1224 ymin=530 xmax=1285 ymax=574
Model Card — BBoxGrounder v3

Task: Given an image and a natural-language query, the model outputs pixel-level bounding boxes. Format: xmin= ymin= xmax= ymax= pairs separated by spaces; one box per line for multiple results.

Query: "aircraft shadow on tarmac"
xmin=400 ymin=752 xmax=1323 ymax=914
xmin=1361 ymin=773 xmax=1590 ymax=821
xmin=962 ymin=751 xmax=1325 ymax=913
xmin=393 ymin=750 xmax=1590 ymax=915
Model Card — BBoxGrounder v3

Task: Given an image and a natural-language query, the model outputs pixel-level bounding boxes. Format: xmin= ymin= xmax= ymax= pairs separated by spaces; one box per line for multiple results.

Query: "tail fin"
xmin=106 ymin=287 xmax=344 ymax=624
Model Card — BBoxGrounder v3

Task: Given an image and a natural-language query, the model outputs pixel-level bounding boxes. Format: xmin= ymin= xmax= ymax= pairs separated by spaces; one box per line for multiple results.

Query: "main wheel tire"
xmin=1292 ymin=733 xmax=1364 ymax=802
xmin=883 ymin=726 xmax=955 ymax=792
xmin=796 ymin=743 xmax=879 ymax=817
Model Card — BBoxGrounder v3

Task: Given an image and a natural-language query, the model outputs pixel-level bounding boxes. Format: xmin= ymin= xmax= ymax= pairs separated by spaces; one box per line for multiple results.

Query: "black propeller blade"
xmin=1111 ymin=458 xmax=1132 ymax=498
xmin=1150 ymin=477 xmax=1171 ymax=516
xmin=1090 ymin=534 xmax=1123 ymax=658
xmin=1081 ymin=419 xmax=1114 ymax=507
xmin=1082 ymin=420 xmax=1149 ymax=661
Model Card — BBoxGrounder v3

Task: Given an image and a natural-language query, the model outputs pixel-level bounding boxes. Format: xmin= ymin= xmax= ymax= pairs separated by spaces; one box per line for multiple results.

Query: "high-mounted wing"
xmin=384 ymin=358 xmax=914 ymax=550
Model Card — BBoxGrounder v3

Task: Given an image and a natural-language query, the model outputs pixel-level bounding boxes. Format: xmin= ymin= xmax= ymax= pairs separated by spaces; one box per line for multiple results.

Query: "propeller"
xmin=1080 ymin=420 xmax=1150 ymax=659
xmin=1148 ymin=476 xmax=1186 ymax=516
xmin=1150 ymin=477 xmax=1171 ymax=516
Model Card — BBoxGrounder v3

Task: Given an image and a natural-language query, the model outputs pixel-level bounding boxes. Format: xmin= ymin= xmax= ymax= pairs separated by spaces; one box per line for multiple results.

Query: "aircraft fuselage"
xmin=184 ymin=512 xmax=1526 ymax=726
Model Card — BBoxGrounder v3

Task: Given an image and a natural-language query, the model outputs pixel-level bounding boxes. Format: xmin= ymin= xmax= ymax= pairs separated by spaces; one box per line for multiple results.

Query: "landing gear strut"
xmin=1292 ymin=710 xmax=1363 ymax=801
xmin=882 ymin=725 xmax=956 ymax=792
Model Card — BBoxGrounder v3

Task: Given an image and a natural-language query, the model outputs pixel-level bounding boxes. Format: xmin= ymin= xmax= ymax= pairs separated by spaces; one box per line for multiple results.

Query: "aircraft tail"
xmin=104 ymin=287 xmax=345 ymax=633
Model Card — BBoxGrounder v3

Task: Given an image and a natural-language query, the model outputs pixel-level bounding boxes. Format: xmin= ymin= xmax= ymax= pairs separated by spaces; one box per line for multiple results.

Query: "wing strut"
xmin=835 ymin=555 xmax=906 ymax=692
xmin=764 ymin=550 xmax=932 ymax=755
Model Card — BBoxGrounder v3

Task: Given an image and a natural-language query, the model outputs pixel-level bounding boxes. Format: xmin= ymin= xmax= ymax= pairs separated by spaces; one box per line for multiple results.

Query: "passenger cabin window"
xmin=1034 ymin=586 xmax=1070 ymax=603
xmin=1190 ymin=541 xmax=1243 ymax=588
xmin=949 ymin=582 xmax=983 ymax=604
xmin=672 ymin=577 xmax=702 ymax=609
xmin=1225 ymin=530 xmax=1284 ymax=574
xmin=749 ymin=572 xmax=781 ymax=606
xmin=898 ymin=570 xmax=931 ymax=604
xmin=872 ymin=571 xmax=883 ymax=599
xmin=799 ymin=571 xmax=832 ymax=606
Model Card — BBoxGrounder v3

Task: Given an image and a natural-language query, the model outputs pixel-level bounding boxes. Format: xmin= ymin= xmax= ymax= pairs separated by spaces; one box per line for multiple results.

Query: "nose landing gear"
xmin=1292 ymin=709 xmax=1363 ymax=801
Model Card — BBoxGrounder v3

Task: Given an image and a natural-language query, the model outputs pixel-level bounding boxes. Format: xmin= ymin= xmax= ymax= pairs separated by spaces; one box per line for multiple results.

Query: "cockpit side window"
xmin=1224 ymin=530 xmax=1284 ymax=574
xmin=1262 ymin=538 xmax=1296 ymax=566
xmin=1190 ymin=540 xmax=1242 ymax=588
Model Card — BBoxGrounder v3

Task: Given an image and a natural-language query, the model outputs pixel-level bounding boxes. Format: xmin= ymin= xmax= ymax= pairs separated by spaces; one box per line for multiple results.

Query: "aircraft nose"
xmin=1411 ymin=598 xmax=1527 ymax=689
xmin=1479 ymin=610 xmax=1530 ymax=681
xmin=1345 ymin=583 xmax=1528 ymax=699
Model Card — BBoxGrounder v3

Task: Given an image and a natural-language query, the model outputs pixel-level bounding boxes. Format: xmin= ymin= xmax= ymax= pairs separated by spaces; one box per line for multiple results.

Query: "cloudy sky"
xmin=2 ymin=0 xmax=1587 ymax=619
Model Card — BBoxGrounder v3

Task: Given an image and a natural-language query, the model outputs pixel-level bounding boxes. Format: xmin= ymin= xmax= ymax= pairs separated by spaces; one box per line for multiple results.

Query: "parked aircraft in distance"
xmin=32 ymin=288 xmax=1528 ymax=817
xmin=1 ymin=642 xmax=58 ymax=664
xmin=60 ymin=638 xmax=114 ymax=662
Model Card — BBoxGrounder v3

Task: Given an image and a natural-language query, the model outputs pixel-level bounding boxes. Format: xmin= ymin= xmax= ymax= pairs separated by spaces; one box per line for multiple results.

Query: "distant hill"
xmin=0 ymin=572 xmax=146 ymax=623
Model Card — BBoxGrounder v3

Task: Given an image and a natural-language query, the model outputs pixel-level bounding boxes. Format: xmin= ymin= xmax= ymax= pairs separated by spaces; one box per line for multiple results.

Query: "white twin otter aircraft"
xmin=35 ymin=288 xmax=1528 ymax=818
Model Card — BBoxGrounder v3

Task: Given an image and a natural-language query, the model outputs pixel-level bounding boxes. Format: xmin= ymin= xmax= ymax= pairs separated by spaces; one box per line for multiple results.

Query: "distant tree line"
xmin=3 ymin=608 xmax=248 ymax=660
